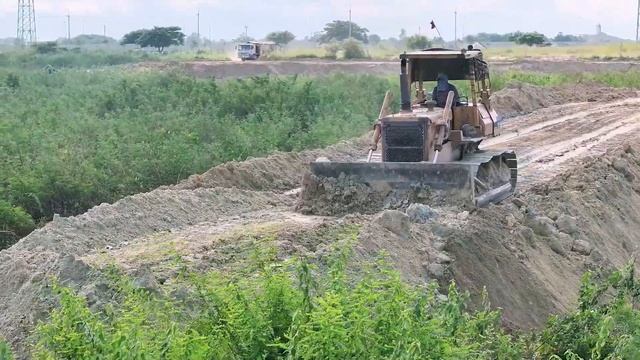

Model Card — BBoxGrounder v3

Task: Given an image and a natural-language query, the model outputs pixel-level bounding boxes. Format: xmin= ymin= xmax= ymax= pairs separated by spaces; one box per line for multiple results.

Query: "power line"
xmin=17 ymin=0 xmax=37 ymax=45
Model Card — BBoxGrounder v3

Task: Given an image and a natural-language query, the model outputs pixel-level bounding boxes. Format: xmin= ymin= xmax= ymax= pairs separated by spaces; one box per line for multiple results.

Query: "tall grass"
xmin=485 ymin=43 xmax=640 ymax=60
xmin=0 ymin=70 xmax=393 ymax=247
xmin=0 ymin=49 xmax=154 ymax=69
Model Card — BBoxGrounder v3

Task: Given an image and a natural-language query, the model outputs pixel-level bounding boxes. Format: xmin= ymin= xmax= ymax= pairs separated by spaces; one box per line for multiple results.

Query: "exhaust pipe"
xmin=400 ymin=57 xmax=411 ymax=112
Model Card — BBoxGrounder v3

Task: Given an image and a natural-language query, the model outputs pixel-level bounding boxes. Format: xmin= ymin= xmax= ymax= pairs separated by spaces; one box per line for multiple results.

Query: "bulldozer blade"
xmin=303 ymin=150 xmax=517 ymax=210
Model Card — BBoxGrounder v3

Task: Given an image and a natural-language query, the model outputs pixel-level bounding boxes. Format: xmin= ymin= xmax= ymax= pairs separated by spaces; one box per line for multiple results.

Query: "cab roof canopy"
xmin=401 ymin=49 xmax=489 ymax=83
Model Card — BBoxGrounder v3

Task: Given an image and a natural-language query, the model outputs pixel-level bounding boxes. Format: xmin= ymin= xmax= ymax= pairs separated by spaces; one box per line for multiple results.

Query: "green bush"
xmin=0 ymin=200 xmax=35 ymax=249
xmin=34 ymin=245 xmax=521 ymax=359
xmin=342 ymin=39 xmax=367 ymax=59
xmin=5 ymin=73 xmax=19 ymax=89
xmin=0 ymin=339 xmax=13 ymax=360
xmin=33 ymin=246 xmax=640 ymax=359
xmin=405 ymin=35 xmax=431 ymax=50
xmin=537 ymin=263 xmax=640 ymax=359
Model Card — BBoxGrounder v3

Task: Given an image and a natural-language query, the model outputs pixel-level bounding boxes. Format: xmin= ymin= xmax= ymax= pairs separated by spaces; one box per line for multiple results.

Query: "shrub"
xmin=406 ymin=35 xmax=431 ymax=50
xmin=342 ymin=39 xmax=367 ymax=59
xmin=0 ymin=200 xmax=35 ymax=249
xmin=324 ymin=43 xmax=340 ymax=59
xmin=0 ymin=339 xmax=13 ymax=360
xmin=5 ymin=73 xmax=19 ymax=89
xmin=34 ymin=244 xmax=521 ymax=359
xmin=33 ymin=42 xmax=59 ymax=54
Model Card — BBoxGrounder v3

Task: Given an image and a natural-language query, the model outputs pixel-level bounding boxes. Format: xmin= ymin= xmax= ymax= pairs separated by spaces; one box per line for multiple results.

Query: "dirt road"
xmin=485 ymin=97 xmax=640 ymax=188
xmin=3 ymin=84 xmax=640 ymax=356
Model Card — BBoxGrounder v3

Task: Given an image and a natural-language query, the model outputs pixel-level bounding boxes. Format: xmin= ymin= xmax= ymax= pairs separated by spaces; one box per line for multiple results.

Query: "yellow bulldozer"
xmin=301 ymin=48 xmax=517 ymax=211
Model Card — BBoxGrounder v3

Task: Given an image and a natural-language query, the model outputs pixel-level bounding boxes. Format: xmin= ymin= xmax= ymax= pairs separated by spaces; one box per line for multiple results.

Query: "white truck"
xmin=236 ymin=41 xmax=276 ymax=61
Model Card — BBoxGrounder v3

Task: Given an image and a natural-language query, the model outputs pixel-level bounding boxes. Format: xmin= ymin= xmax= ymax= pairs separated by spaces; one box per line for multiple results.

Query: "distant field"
xmin=485 ymin=43 xmax=640 ymax=60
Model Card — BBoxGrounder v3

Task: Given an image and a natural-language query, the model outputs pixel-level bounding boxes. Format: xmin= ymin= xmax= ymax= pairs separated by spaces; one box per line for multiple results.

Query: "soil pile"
xmin=491 ymin=82 xmax=637 ymax=117
xmin=0 ymin=188 xmax=293 ymax=355
xmin=172 ymin=137 xmax=369 ymax=192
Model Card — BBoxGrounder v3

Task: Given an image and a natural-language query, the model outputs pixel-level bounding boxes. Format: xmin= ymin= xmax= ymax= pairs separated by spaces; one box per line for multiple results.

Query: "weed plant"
xmin=29 ymin=241 xmax=640 ymax=360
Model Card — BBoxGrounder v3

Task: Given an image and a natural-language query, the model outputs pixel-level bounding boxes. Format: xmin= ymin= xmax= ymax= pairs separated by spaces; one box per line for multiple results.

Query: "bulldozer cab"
xmin=402 ymin=49 xmax=491 ymax=108
xmin=399 ymin=49 xmax=500 ymax=138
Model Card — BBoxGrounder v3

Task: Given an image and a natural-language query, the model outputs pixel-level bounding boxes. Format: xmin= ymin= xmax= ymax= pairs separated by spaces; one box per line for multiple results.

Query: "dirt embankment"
xmin=491 ymin=82 xmax=638 ymax=118
xmin=2 ymin=83 xmax=640 ymax=357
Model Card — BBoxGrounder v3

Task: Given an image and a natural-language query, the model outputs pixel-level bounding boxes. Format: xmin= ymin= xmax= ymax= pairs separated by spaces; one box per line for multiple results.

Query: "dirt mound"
xmin=0 ymin=187 xmax=292 ymax=355
xmin=172 ymin=137 xmax=369 ymax=192
xmin=491 ymin=82 xmax=637 ymax=117
xmin=447 ymin=145 xmax=640 ymax=329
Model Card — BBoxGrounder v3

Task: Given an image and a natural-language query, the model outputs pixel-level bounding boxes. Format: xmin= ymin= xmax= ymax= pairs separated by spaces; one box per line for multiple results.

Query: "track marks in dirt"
xmin=485 ymin=98 xmax=640 ymax=188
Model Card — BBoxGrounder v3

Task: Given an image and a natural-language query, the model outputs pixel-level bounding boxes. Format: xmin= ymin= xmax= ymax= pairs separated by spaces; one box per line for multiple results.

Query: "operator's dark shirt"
xmin=432 ymin=84 xmax=460 ymax=108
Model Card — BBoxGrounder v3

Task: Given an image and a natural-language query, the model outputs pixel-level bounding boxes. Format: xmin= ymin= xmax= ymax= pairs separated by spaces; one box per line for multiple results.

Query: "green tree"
xmin=121 ymin=27 xmax=185 ymax=52
xmin=121 ymin=29 xmax=147 ymax=45
xmin=137 ymin=27 xmax=185 ymax=52
xmin=265 ymin=31 xmax=295 ymax=46
xmin=515 ymin=32 xmax=546 ymax=46
xmin=368 ymin=34 xmax=381 ymax=45
xmin=405 ymin=35 xmax=431 ymax=50
xmin=317 ymin=20 xmax=368 ymax=44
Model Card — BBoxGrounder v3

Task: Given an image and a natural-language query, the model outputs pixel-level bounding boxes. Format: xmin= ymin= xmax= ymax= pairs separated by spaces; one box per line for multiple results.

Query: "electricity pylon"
xmin=17 ymin=0 xmax=37 ymax=46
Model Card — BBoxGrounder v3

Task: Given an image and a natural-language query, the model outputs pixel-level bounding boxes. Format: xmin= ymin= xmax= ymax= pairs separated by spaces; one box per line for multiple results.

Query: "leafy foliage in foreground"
xmin=33 ymin=247 xmax=519 ymax=359
xmin=0 ymin=338 xmax=13 ymax=360
xmin=539 ymin=263 xmax=640 ymax=360
xmin=0 ymin=71 xmax=392 ymax=248
xmin=31 ymin=247 xmax=640 ymax=360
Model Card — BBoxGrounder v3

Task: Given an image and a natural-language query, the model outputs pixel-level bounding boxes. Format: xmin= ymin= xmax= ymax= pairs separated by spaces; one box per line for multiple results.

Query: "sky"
xmin=2 ymin=0 xmax=636 ymax=41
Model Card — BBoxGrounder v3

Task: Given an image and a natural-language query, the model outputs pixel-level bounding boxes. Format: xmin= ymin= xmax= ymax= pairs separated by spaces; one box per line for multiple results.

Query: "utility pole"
xmin=67 ymin=13 xmax=71 ymax=40
xmin=244 ymin=25 xmax=248 ymax=38
xmin=197 ymin=11 xmax=200 ymax=39
xmin=103 ymin=24 xmax=106 ymax=37
xmin=348 ymin=8 xmax=352 ymax=39
xmin=636 ymin=0 xmax=640 ymax=42
xmin=17 ymin=0 xmax=37 ymax=46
